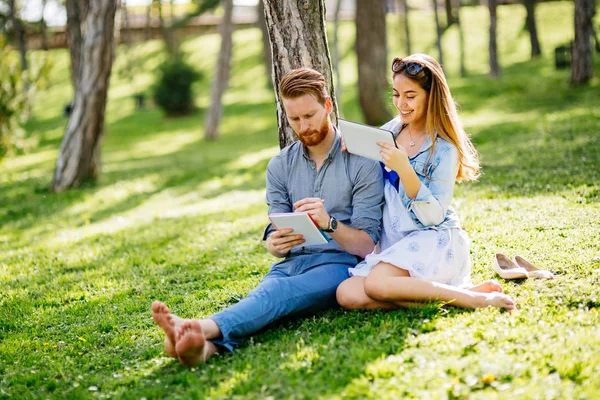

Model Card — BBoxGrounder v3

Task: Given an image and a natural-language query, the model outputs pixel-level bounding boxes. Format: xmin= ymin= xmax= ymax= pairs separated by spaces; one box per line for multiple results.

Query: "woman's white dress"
xmin=349 ymin=180 xmax=472 ymax=288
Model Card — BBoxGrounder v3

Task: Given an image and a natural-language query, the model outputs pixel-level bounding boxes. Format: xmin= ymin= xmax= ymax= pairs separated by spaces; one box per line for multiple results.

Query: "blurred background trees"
xmin=0 ymin=0 xmax=597 ymax=189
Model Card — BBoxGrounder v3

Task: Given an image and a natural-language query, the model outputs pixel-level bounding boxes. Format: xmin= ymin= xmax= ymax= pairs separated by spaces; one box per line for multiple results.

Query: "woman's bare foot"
xmin=151 ymin=301 xmax=187 ymax=358
xmin=480 ymin=292 xmax=517 ymax=312
xmin=469 ymin=279 xmax=503 ymax=293
xmin=175 ymin=320 xmax=215 ymax=367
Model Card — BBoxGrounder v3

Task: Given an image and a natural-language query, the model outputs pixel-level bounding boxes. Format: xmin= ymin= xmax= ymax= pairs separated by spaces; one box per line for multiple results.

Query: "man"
xmin=152 ymin=67 xmax=384 ymax=366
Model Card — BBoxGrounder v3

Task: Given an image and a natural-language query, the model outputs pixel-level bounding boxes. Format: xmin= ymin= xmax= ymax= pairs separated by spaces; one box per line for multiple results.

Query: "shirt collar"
xmin=396 ymin=123 xmax=438 ymax=160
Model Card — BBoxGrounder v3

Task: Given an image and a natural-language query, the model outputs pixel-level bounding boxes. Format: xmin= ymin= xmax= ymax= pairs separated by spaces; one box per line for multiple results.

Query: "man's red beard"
xmin=296 ymin=115 xmax=331 ymax=147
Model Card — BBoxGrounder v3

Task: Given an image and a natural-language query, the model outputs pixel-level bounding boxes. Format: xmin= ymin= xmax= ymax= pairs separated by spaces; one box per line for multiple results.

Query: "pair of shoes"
xmin=493 ymin=253 xmax=554 ymax=280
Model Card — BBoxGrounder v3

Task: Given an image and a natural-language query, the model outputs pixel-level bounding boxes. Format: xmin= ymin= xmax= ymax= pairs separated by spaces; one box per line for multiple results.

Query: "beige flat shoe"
xmin=493 ymin=253 xmax=529 ymax=279
xmin=514 ymin=256 xmax=554 ymax=279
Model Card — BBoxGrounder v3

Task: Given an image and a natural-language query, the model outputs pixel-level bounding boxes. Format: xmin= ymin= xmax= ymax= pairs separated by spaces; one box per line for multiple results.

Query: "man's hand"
xmin=293 ymin=198 xmax=330 ymax=230
xmin=266 ymin=228 xmax=304 ymax=257
xmin=378 ymin=141 xmax=410 ymax=173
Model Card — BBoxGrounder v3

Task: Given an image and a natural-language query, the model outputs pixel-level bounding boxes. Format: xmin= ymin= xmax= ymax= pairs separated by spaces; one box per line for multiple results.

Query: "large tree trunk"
xmin=333 ymin=0 xmax=343 ymax=115
xmin=66 ymin=0 xmax=89 ymax=91
xmin=8 ymin=0 xmax=28 ymax=73
xmin=488 ymin=0 xmax=501 ymax=77
xmin=432 ymin=0 xmax=444 ymax=67
xmin=51 ymin=0 xmax=118 ymax=192
xmin=204 ymin=0 xmax=234 ymax=140
xmin=524 ymin=0 xmax=541 ymax=57
xmin=356 ymin=0 xmax=392 ymax=126
xmin=571 ymin=0 xmax=595 ymax=85
xmin=454 ymin=0 xmax=466 ymax=76
xmin=257 ymin=1 xmax=272 ymax=86
xmin=262 ymin=0 xmax=339 ymax=149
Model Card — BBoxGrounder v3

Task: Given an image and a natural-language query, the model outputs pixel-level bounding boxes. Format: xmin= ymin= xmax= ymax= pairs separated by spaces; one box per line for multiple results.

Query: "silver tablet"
xmin=338 ymin=119 xmax=396 ymax=162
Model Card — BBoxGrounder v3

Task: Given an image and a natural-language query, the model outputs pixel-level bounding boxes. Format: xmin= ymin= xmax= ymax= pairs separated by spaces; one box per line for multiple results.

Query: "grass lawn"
xmin=1 ymin=1 xmax=599 ymax=398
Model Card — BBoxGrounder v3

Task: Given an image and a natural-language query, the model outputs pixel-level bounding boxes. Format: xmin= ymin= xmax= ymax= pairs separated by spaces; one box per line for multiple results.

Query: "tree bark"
xmin=257 ymin=0 xmax=272 ymax=86
xmin=204 ymin=0 xmax=234 ymax=140
xmin=432 ymin=0 xmax=444 ymax=67
xmin=454 ymin=0 xmax=466 ymax=76
xmin=51 ymin=0 xmax=118 ymax=192
xmin=66 ymin=0 xmax=89 ymax=91
xmin=262 ymin=0 xmax=339 ymax=149
xmin=395 ymin=0 xmax=411 ymax=56
xmin=444 ymin=0 xmax=455 ymax=26
xmin=523 ymin=0 xmax=541 ymax=57
xmin=488 ymin=0 xmax=501 ymax=77
xmin=571 ymin=0 xmax=595 ymax=85
xmin=333 ymin=0 xmax=343 ymax=115
xmin=40 ymin=0 xmax=48 ymax=51
xmin=356 ymin=0 xmax=392 ymax=126
xmin=8 ymin=0 xmax=28 ymax=73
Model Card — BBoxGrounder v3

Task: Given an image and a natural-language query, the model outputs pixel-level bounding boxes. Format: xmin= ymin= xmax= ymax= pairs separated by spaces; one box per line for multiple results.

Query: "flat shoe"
xmin=493 ymin=253 xmax=529 ymax=279
xmin=514 ymin=256 xmax=554 ymax=279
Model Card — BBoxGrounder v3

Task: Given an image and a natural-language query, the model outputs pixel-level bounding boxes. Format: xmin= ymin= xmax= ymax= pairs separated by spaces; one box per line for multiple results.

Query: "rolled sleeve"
xmin=401 ymin=146 xmax=458 ymax=227
xmin=350 ymin=160 xmax=385 ymax=244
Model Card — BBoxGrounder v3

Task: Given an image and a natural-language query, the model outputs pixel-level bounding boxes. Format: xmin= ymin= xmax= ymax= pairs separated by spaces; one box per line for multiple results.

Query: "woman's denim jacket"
xmin=380 ymin=117 xmax=462 ymax=231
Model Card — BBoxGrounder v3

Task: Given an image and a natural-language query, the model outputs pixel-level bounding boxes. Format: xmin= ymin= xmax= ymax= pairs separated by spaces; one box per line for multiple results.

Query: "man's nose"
xmin=300 ymin=119 xmax=310 ymax=132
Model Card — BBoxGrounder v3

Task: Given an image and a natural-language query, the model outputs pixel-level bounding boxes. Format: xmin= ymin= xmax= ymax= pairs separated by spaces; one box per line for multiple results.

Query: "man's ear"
xmin=324 ymin=96 xmax=333 ymax=115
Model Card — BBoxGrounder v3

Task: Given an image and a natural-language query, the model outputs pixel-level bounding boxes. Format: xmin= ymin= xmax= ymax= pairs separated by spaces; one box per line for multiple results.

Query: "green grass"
xmin=1 ymin=2 xmax=599 ymax=398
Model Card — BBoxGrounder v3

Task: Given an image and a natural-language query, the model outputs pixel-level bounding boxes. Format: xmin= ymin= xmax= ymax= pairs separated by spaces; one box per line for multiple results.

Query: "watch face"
xmin=331 ymin=217 xmax=338 ymax=231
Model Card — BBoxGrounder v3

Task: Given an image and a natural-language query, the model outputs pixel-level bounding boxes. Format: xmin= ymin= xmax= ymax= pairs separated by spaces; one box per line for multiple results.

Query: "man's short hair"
xmin=279 ymin=67 xmax=329 ymax=105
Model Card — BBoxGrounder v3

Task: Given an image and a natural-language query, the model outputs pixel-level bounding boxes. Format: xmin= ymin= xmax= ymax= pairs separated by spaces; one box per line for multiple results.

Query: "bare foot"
xmin=481 ymin=292 xmax=517 ymax=312
xmin=469 ymin=279 xmax=503 ymax=293
xmin=175 ymin=320 xmax=209 ymax=367
xmin=151 ymin=301 xmax=187 ymax=358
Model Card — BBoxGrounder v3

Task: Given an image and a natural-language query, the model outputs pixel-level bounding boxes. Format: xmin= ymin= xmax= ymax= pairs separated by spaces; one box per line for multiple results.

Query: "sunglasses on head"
xmin=392 ymin=58 xmax=426 ymax=76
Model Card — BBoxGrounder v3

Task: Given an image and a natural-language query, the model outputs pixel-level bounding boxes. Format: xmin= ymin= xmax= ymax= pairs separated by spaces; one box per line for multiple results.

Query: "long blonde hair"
xmin=394 ymin=53 xmax=480 ymax=182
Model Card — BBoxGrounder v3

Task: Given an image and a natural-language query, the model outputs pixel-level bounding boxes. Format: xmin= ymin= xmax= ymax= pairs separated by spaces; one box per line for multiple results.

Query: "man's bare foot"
xmin=480 ymin=292 xmax=517 ymax=312
xmin=469 ymin=279 xmax=503 ymax=293
xmin=151 ymin=301 xmax=187 ymax=358
xmin=175 ymin=320 xmax=212 ymax=367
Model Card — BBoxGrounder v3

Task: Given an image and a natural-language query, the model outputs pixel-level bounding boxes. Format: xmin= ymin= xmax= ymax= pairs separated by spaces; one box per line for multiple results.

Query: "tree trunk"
xmin=257 ymin=0 xmax=272 ymax=86
xmin=154 ymin=0 xmax=178 ymax=55
xmin=51 ymin=0 xmax=118 ymax=192
xmin=145 ymin=3 xmax=152 ymax=40
xmin=41 ymin=0 xmax=49 ymax=51
xmin=432 ymin=0 xmax=444 ymax=67
xmin=356 ymin=0 xmax=392 ymax=126
xmin=395 ymin=0 xmax=411 ymax=56
xmin=333 ymin=0 xmax=343 ymax=115
xmin=524 ymin=0 xmax=541 ymax=57
xmin=8 ymin=0 xmax=28 ymax=73
xmin=66 ymin=0 xmax=89 ymax=91
xmin=454 ymin=0 xmax=466 ymax=76
xmin=262 ymin=0 xmax=339 ymax=149
xmin=445 ymin=0 xmax=455 ymax=26
xmin=488 ymin=0 xmax=501 ymax=77
xmin=571 ymin=0 xmax=595 ymax=85
xmin=204 ymin=0 xmax=234 ymax=140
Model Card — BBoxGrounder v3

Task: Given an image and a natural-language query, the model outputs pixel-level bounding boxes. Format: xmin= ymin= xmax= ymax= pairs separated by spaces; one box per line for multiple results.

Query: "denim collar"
xmin=395 ymin=122 xmax=437 ymax=160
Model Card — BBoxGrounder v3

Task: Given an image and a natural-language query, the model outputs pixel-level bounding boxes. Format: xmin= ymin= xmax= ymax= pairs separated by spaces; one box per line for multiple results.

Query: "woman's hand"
xmin=377 ymin=141 xmax=410 ymax=173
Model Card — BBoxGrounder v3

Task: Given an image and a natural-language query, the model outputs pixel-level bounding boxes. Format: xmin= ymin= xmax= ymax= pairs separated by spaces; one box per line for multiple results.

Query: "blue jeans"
xmin=211 ymin=252 xmax=357 ymax=351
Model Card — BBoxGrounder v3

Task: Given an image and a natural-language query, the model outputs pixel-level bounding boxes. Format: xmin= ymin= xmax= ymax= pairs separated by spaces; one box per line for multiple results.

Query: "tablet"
xmin=338 ymin=119 xmax=396 ymax=162
xmin=268 ymin=212 xmax=329 ymax=248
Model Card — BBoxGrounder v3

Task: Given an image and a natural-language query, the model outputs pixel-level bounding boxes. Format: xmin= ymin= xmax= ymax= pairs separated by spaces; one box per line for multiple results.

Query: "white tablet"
xmin=268 ymin=212 xmax=329 ymax=248
xmin=339 ymin=119 xmax=396 ymax=162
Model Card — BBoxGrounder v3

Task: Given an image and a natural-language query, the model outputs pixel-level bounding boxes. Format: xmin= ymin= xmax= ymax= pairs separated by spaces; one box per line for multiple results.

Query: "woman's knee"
xmin=364 ymin=276 xmax=388 ymax=302
xmin=336 ymin=278 xmax=367 ymax=310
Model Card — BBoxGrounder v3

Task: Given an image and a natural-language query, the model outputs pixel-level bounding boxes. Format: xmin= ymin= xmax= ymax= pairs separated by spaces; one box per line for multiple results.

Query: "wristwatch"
xmin=323 ymin=216 xmax=338 ymax=233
